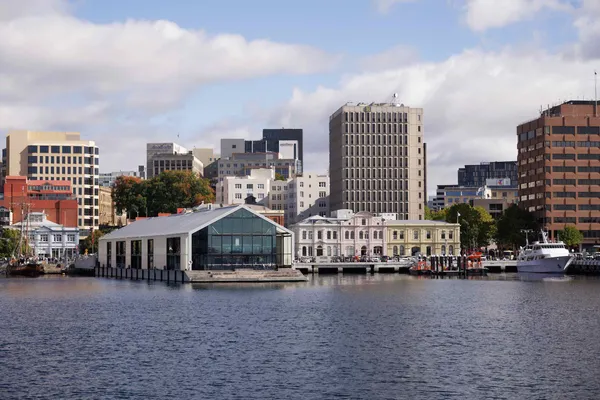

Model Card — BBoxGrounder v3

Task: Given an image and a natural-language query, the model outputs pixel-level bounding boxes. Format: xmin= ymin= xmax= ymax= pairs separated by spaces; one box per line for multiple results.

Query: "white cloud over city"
xmin=1 ymin=0 xmax=600 ymax=195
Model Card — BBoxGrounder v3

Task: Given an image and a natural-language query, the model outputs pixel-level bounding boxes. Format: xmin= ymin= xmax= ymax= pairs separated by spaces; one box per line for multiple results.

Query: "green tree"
xmin=0 ymin=228 xmax=29 ymax=258
xmin=495 ymin=204 xmax=539 ymax=250
xmin=557 ymin=225 xmax=584 ymax=250
xmin=445 ymin=203 xmax=495 ymax=250
xmin=425 ymin=206 xmax=447 ymax=221
xmin=80 ymin=229 xmax=105 ymax=254
xmin=275 ymin=172 xmax=286 ymax=181
xmin=112 ymin=171 xmax=215 ymax=217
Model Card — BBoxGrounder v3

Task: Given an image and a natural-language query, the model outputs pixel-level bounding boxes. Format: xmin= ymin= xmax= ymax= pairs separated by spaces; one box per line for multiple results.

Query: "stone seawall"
xmin=94 ymin=266 xmax=307 ymax=283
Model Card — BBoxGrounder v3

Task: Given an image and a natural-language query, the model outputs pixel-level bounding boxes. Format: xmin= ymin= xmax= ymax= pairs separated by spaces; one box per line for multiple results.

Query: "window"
xmin=148 ymin=239 xmax=154 ymax=269
xmin=302 ymin=231 xmax=307 ymax=240
xmin=449 ymin=231 xmax=453 ymax=239
xmin=319 ymin=182 xmax=326 ymax=187
xmin=426 ymin=231 xmax=431 ymax=239
xmin=319 ymin=191 xmax=326 ymax=198
xmin=393 ymin=231 xmax=398 ymax=240
xmin=235 ymin=193 xmax=242 ymax=199
xmin=300 ymin=182 xmax=304 ymax=187
xmin=40 ymin=234 xmax=48 ymax=242
xmin=327 ymin=231 xmax=331 ymax=240
xmin=39 ymin=146 xmax=49 ymax=154
xmin=106 ymin=242 xmax=112 ymax=268
xmin=166 ymin=237 xmax=181 ymax=270
xmin=317 ymin=231 xmax=322 ymax=240
xmin=53 ymin=234 xmax=62 ymax=242
xmin=361 ymin=219 xmax=366 ymax=226
xmin=62 ymin=146 xmax=71 ymax=153
xmin=235 ymin=184 xmax=242 ymax=189
xmin=28 ymin=145 xmax=38 ymax=154
xmin=131 ymin=240 xmax=142 ymax=269
xmin=413 ymin=230 xmax=419 ymax=240
xmin=116 ymin=241 xmax=126 ymax=268
xmin=333 ymin=231 xmax=337 ymax=239
xmin=258 ymin=184 xmax=264 ymax=189
xmin=67 ymin=234 xmax=75 ymax=242
xmin=345 ymin=231 xmax=349 ymax=239
xmin=51 ymin=146 xmax=60 ymax=154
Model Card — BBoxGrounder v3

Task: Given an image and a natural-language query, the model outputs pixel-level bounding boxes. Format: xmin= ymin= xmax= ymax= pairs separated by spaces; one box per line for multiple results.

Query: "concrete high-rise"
xmin=458 ymin=161 xmax=518 ymax=187
xmin=329 ymin=102 xmax=425 ymax=219
xmin=517 ymin=100 xmax=600 ymax=249
xmin=146 ymin=142 xmax=203 ymax=179
xmin=2 ymin=130 xmax=99 ymax=231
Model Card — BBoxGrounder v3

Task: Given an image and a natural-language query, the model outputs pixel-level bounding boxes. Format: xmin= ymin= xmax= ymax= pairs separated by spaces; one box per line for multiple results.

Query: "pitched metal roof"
xmin=100 ymin=205 xmax=292 ymax=241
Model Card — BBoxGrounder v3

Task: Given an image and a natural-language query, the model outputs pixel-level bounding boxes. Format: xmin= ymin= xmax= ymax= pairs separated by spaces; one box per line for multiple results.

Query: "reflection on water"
xmin=2 ymin=274 xmax=600 ymax=399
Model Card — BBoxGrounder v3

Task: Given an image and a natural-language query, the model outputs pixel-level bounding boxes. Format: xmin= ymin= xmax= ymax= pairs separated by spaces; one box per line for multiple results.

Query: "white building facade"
xmin=11 ymin=212 xmax=80 ymax=259
xmin=291 ymin=210 xmax=390 ymax=259
xmin=216 ymin=169 xmax=273 ymax=205
xmin=284 ymin=173 xmax=330 ymax=225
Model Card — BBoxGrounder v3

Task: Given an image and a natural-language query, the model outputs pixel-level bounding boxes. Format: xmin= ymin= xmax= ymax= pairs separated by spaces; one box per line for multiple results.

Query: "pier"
xmin=293 ymin=262 xmax=412 ymax=275
xmin=94 ymin=266 xmax=308 ymax=283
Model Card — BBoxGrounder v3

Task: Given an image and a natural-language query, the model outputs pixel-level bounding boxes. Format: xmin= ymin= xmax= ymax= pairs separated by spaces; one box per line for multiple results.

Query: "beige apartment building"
xmin=98 ymin=186 xmax=127 ymax=227
xmin=329 ymin=102 xmax=425 ymax=219
xmin=3 ymin=130 xmax=99 ymax=231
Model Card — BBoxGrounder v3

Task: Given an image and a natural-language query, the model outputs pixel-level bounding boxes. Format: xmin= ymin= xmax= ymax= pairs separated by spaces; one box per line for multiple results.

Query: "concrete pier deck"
xmin=95 ymin=266 xmax=307 ymax=283
xmin=293 ymin=262 xmax=412 ymax=274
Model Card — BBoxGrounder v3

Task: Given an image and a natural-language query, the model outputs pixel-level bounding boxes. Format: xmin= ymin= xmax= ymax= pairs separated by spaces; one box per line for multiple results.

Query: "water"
xmin=1 ymin=274 xmax=600 ymax=399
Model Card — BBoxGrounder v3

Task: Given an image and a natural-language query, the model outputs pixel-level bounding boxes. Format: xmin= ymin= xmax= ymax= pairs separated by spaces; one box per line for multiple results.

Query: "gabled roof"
xmin=100 ymin=204 xmax=292 ymax=241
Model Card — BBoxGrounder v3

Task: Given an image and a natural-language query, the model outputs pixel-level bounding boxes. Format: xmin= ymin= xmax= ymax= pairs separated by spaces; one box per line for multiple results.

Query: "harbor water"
xmin=1 ymin=274 xmax=600 ymax=399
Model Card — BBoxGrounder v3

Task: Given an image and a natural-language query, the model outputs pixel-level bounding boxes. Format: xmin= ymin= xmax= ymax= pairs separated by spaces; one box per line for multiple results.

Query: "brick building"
xmin=0 ymin=176 xmax=78 ymax=227
xmin=517 ymin=100 xmax=600 ymax=248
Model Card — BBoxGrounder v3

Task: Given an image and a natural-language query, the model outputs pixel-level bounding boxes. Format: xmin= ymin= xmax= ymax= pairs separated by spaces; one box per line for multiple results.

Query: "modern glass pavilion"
xmin=99 ymin=205 xmax=294 ymax=270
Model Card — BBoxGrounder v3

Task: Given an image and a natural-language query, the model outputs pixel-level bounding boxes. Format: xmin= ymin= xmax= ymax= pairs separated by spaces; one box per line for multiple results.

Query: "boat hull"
xmin=517 ymin=256 xmax=573 ymax=274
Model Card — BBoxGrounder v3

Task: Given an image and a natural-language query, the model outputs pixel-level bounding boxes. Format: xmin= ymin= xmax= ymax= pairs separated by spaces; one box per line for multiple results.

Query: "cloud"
xmin=573 ymin=0 xmax=600 ymax=59
xmin=0 ymin=0 xmax=339 ymax=173
xmin=463 ymin=0 xmax=573 ymax=32
xmin=373 ymin=0 xmax=418 ymax=14
xmin=358 ymin=45 xmax=420 ymax=71
xmin=266 ymin=47 xmax=598 ymax=194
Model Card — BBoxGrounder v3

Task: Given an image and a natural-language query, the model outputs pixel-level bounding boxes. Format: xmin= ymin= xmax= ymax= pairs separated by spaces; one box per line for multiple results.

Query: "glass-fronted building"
xmin=99 ymin=205 xmax=293 ymax=271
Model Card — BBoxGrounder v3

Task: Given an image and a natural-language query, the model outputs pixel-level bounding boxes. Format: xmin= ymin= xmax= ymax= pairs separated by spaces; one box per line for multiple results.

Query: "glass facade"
xmin=191 ymin=208 xmax=277 ymax=270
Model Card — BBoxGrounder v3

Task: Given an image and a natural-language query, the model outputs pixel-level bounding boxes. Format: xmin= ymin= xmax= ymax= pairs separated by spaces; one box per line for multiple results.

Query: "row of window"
xmin=29 ymin=233 xmax=77 ymax=242
xmin=344 ymin=111 xmax=411 ymax=123
xmin=550 ymin=204 xmax=600 ymax=211
xmin=28 ymin=166 xmax=99 ymax=176
xmin=28 ymin=155 xmax=97 ymax=165
xmin=28 ymin=145 xmax=98 ymax=155
xmin=300 ymin=244 xmax=454 ymax=258
xmin=550 ymin=141 xmax=600 ymax=147
xmin=298 ymin=229 xmax=454 ymax=241
xmin=344 ymin=157 xmax=419 ymax=168
xmin=550 ymin=153 xmax=600 ymax=160
xmin=553 ymin=192 xmax=600 ymax=198
xmin=344 ymin=132 xmax=411 ymax=145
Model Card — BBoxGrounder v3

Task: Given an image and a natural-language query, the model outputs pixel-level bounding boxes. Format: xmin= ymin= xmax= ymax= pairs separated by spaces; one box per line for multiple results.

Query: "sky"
xmin=1 ymin=0 xmax=599 ymax=195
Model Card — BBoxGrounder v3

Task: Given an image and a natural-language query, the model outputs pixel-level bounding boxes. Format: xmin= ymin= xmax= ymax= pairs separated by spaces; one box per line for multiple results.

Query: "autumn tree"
xmin=112 ymin=171 xmax=215 ymax=217
xmin=275 ymin=172 xmax=286 ymax=181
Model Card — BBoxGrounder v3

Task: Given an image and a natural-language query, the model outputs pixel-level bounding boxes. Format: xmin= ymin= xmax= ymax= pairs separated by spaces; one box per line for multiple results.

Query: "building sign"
xmin=486 ymin=178 xmax=511 ymax=186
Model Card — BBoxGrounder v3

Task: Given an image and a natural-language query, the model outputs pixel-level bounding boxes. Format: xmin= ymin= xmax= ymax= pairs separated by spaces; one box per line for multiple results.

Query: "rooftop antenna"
xmin=391 ymin=93 xmax=401 ymax=107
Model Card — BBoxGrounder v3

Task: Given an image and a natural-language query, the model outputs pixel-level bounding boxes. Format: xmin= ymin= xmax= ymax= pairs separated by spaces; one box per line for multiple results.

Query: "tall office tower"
xmin=3 ymin=130 xmax=99 ymax=231
xmin=458 ymin=161 xmax=518 ymax=187
xmin=517 ymin=100 xmax=600 ymax=249
xmin=329 ymin=102 xmax=425 ymax=219
xmin=146 ymin=142 xmax=204 ymax=179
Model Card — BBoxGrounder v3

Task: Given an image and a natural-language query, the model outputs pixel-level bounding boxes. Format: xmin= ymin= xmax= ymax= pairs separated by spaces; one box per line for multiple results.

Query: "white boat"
xmin=517 ymin=231 xmax=574 ymax=274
